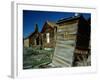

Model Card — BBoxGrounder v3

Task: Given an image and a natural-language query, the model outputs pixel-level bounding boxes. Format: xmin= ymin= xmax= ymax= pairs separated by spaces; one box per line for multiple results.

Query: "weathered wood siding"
xmin=42 ymin=24 xmax=56 ymax=49
xmin=24 ymin=38 xmax=29 ymax=48
xmin=52 ymin=20 xmax=78 ymax=67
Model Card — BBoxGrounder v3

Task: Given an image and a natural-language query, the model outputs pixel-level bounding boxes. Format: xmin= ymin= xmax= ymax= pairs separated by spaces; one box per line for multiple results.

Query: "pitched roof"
xmin=56 ymin=15 xmax=80 ymax=24
xmin=46 ymin=21 xmax=58 ymax=27
xmin=41 ymin=21 xmax=58 ymax=33
xmin=24 ymin=24 xmax=39 ymax=40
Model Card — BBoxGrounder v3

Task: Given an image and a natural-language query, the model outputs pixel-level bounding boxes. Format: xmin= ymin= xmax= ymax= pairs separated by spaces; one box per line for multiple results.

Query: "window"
xmin=46 ymin=33 xmax=50 ymax=43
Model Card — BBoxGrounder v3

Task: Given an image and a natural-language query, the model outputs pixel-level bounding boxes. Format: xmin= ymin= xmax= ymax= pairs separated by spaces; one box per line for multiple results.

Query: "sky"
xmin=23 ymin=10 xmax=91 ymax=38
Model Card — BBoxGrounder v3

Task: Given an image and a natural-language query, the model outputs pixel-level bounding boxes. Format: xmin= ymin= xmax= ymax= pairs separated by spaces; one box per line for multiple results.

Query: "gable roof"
xmin=56 ymin=15 xmax=80 ymax=24
xmin=41 ymin=21 xmax=58 ymax=33
xmin=46 ymin=21 xmax=58 ymax=27
xmin=24 ymin=31 xmax=39 ymax=40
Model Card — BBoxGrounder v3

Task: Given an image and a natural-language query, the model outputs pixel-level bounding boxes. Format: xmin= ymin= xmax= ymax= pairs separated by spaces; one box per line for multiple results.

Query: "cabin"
xmin=24 ymin=22 xmax=58 ymax=49
xmin=51 ymin=15 xmax=91 ymax=67
xmin=41 ymin=21 xmax=58 ymax=49
xmin=24 ymin=24 xmax=42 ymax=48
xmin=51 ymin=15 xmax=80 ymax=67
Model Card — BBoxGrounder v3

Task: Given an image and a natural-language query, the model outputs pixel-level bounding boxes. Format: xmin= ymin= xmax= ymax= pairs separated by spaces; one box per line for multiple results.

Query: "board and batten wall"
xmin=52 ymin=20 xmax=78 ymax=67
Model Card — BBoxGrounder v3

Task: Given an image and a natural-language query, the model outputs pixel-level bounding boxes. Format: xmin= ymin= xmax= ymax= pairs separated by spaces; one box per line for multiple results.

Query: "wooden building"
xmin=51 ymin=16 xmax=80 ymax=67
xmin=24 ymin=24 xmax=42 ymax=48
xmin=51 ymin=15 xmax=91 ymax=67
xmin=24 ymin=22 xmax=58 ymax=49
xmin=41 ymin=21 xmax=58 ymax=49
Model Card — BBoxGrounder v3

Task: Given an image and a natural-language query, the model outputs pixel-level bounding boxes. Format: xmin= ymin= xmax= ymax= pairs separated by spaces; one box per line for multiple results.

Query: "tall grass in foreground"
xmin=23 ymin=47 xmax=54 ymax=69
